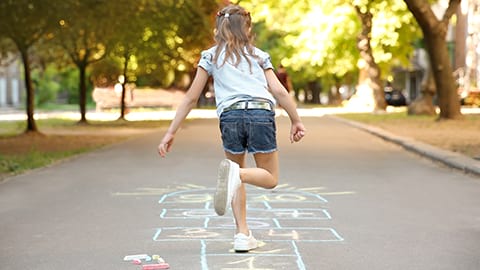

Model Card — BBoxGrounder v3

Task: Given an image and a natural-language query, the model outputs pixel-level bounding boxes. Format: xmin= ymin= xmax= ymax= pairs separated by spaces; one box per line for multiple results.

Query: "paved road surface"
xmin=1 ymin=116 xmax=479 ymax=270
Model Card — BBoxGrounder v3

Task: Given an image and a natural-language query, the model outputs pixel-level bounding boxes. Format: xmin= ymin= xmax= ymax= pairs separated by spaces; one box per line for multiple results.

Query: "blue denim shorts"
xmin=219 ymin=109 xmax=277 ymax=154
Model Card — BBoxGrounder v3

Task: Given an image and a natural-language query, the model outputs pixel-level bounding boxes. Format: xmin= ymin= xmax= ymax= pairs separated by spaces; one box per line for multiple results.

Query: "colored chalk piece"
xmin=151 ymin=255 xmax=165 ymax=263
xmin=142 ymin=263 xmax=170 ymax=270
xmin=132 ymin=259 xmax=142 ymax=265
xmin=123 ymin=254 xmax=150 ymax=261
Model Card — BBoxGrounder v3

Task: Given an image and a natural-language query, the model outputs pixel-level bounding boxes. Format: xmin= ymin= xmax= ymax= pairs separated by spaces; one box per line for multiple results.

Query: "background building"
xmin=0 ymin=54 xmax=22 ymax=109
xmin=456 ymin=0 xmax=480 ymax=95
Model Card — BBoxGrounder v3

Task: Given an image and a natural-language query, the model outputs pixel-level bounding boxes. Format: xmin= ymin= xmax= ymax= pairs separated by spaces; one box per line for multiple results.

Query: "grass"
xmin=0 ymin=118 xmax=168 ymax=180
xmin=0 ymin=149 xmax=87 ymax=175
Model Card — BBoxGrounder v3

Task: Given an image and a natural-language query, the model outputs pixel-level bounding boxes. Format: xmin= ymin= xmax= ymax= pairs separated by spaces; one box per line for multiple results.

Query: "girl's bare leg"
xmin=225 ymin=151 xmax=279 ymax=235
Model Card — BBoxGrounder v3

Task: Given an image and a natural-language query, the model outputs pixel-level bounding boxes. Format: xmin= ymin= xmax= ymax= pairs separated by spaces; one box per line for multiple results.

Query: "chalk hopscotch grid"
xmin=159 ymin=208 xmax=332 ymax=220
xmin=154 ymin=188 xmax=344 ymax=269
xmin=152 ymin=227 xmax=344 ymax=242
xmin=158 ymin=189 xmax=329 ymax=204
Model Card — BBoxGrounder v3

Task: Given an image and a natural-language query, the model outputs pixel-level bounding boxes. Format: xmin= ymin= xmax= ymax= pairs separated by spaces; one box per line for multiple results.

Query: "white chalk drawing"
xmin=147 ymin=184 xmax=346 ymax=269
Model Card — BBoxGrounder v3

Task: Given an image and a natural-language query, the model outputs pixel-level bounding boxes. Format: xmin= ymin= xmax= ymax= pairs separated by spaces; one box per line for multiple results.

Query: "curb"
xmin=328 ymin=115 xmax=480 ymax=178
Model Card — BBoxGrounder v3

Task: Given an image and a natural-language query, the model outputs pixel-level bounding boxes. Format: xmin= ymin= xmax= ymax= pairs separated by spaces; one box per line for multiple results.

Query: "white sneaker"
xmin=214 ymin=159 xmax=241 ymax=216
xmin=234 ymin=231 xmax=258 ymax=252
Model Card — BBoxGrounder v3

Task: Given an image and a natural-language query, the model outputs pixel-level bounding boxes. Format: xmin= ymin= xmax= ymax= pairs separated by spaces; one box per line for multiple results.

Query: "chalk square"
xmin=203 ymin=253 xmax=300 ymax=270
xmin=159 ymin=208 xmax=217 ymax=219
xmin=153 ymin=228 xmax=229 ymax=241
xmin=207 ymin=217 xmax=276 ymax=230
xmin=203 ymin=239 xmax=297 ymax=256
xmin=249 ymin=192 xmax=327 ymax=203
xmin=257 ymin=228 xmax=344 ymax=242
xmin=158 ymin=190 xmax=213 ymax=204
xmin=267 ymin=208 xmax=331 ymax=219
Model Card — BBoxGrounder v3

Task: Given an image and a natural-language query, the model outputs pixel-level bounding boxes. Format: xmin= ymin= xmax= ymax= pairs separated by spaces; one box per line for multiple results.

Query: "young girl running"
xmin=157 ymin=4 xmax=306 ymax=252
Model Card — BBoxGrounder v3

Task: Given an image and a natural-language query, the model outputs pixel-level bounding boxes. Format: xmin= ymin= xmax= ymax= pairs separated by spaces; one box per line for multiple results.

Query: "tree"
xmin=54 ymin=0 xmax=112 ymax=124
xmin=106 ymin=0 xmax=151 ymax=120
xmin=0 ymin=0 xmax=57 ymax=133
xmin=240 ymin=0 xmax=419 ymax=107
xmin=140 ymin=0 xmax=218 ymax=87
xmin=103 ymin=0 xmax=217 ymax=119
xmin=353 ymin=1 xmax=386 ymax=112
xmin=404 ymin=0 xmax=462 ymax=120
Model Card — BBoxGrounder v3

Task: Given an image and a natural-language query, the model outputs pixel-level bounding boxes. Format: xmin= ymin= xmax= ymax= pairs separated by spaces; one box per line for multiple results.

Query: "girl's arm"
xmin=264 ymin=69 xmax=306 ymax=143
xmin=158 ymin=68 xmax=209 ymax=157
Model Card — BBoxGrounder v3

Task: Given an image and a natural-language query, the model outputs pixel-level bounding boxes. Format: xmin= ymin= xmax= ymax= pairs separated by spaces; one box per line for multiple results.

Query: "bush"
xmin=32 ymin=65 xmax=61 ymax=106
xmin=58 ymin=67 xmax=79 ymax=104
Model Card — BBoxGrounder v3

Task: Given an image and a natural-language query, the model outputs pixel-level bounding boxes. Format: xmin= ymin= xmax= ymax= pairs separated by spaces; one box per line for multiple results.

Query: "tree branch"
xmin=404 ymin=0 xmax=437 ymax=30
xmin=442 ymin=0 xmax=461 ymax=24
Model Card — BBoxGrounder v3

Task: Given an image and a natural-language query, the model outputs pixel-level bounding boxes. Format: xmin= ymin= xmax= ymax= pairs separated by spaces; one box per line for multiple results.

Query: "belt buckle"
xmin=225 ymin=100 xmax=272 ymax=112
xmin=249 ymin=100 xmax=270 ymax=111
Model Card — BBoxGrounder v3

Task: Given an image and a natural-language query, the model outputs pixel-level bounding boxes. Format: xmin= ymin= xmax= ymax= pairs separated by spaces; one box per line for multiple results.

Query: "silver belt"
xmin=223 ymin=100 xmax=273 ymax=112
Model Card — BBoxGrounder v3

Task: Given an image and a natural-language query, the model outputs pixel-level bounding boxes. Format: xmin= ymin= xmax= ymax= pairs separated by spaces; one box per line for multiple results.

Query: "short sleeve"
xmin=198 ymin=50 xmax=213 ymax=75
xmin=256 ymin=48 xmax=273 ymax=70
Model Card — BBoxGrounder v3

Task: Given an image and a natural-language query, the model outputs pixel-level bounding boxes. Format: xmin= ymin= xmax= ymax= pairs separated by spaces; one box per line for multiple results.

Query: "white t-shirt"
xmin=198 ymin=46 xmax=275 ymax=116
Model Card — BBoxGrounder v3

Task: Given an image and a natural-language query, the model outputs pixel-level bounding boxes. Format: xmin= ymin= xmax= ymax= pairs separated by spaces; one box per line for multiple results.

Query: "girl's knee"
xmin=265 ymin=177 xmax=278 ymax=189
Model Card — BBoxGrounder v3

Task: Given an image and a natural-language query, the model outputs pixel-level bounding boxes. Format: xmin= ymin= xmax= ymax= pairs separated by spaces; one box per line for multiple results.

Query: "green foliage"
xmin=76 ymin=0 xmax=218 ymax=88
xmin=240 ymin=0 xmax=421 ymax=86
xmin=58 ymin=67 xmax=82 ymax=104
xmin=30 ymin=65 xmax=93 ymax=106
xmin=90 ymin=58 xmax=122 ymax=88
xmin=1 ymin=0 xmax=422 ymax=107
xmin=0 ymin=38 xmax=16 ymax=59
xmin=0 ymin=0 xmax=59 ymax=49
xmin=32 ymin=65 xmax=61 ymax=106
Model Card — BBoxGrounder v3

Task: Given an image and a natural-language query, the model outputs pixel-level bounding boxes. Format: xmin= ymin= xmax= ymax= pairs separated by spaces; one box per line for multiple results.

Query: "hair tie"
xmin=224 ymin=13 xmax=230 ymax=18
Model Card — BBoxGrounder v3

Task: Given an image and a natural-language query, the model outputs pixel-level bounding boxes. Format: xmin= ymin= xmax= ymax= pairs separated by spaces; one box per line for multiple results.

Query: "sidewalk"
xmin=331 ymin=115 xmax=480 ymax=177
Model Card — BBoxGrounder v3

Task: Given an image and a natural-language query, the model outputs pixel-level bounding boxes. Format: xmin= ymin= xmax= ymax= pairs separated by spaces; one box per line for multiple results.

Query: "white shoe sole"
xmin=234 ymin=241 xmax=258 ymax=252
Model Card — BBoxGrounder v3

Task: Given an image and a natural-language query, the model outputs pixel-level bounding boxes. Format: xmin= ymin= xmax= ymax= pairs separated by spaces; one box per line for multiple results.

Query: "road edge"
xmin=328 ymin=115 xmax=480 ymax=178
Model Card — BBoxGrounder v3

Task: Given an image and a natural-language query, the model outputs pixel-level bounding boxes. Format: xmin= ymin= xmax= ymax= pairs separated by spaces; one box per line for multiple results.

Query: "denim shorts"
xmin=219 ymin=109 xmax=277 ymax=154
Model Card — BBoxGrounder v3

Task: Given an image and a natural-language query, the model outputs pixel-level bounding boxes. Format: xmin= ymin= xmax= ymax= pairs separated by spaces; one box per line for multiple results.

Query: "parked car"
xmin=384 ymin=86 xmax=407 ymax=106
xmin=459 ymin=88 xmax=480 ymax=107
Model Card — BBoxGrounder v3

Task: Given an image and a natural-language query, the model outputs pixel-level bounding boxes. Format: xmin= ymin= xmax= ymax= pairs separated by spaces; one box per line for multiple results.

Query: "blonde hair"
xmin=213 ymin=5 xmax=256 ymax=70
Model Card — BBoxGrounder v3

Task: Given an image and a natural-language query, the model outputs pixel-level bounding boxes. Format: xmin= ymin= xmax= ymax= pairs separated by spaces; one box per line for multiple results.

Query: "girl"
xmin=157 ymin=4 xmax=306 ymax=252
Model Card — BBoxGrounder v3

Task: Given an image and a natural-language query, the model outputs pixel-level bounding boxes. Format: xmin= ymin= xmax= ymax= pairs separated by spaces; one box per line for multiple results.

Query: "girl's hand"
xmin=158 ymin=133 xmax=175 ymax=157
xmin=290 ymin=122 xmax=306 ymax=143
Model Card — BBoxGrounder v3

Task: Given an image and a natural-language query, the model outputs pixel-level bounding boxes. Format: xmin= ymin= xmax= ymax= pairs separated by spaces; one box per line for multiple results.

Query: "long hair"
xmin=213 ymin=5 xmax=257 ymax=70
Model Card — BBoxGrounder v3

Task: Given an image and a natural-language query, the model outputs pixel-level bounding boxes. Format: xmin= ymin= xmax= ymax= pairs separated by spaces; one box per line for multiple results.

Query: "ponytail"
xmin=213 ymin=5 xmax=257 ymax=72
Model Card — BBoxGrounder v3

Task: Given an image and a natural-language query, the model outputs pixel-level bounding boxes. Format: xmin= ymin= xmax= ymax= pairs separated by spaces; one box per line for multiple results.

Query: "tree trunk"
xmin=78 ymin=64 xmax=88 ymax=124
xmin=119 ymin=83 xmax=127 ymax=120
xmin=20 ymin=48 xmax=38 ymax=133
xmin=328 ymin=81 xmax=343 ymax=106
xmin=408 ymin=71 xmax=436 ymax=115
xmin=355 ymin=6 xmax=387 ymax=112
xmin=119 ymin=52 xmax=129 ymax=120
xmin=307 ymin=81 xmax=321 ymax=104
xmin=455 ymin=7 xmax=467 ymax=71
xmin=425 ymin=31 xmax=462 ymax=119
xmin=404 ymin=0 xmax=462 ymax=120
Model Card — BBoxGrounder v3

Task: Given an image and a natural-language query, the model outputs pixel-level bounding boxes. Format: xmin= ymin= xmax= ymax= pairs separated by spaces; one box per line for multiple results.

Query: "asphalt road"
xmin=1 ymin=116 xmax=479 ymax=270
